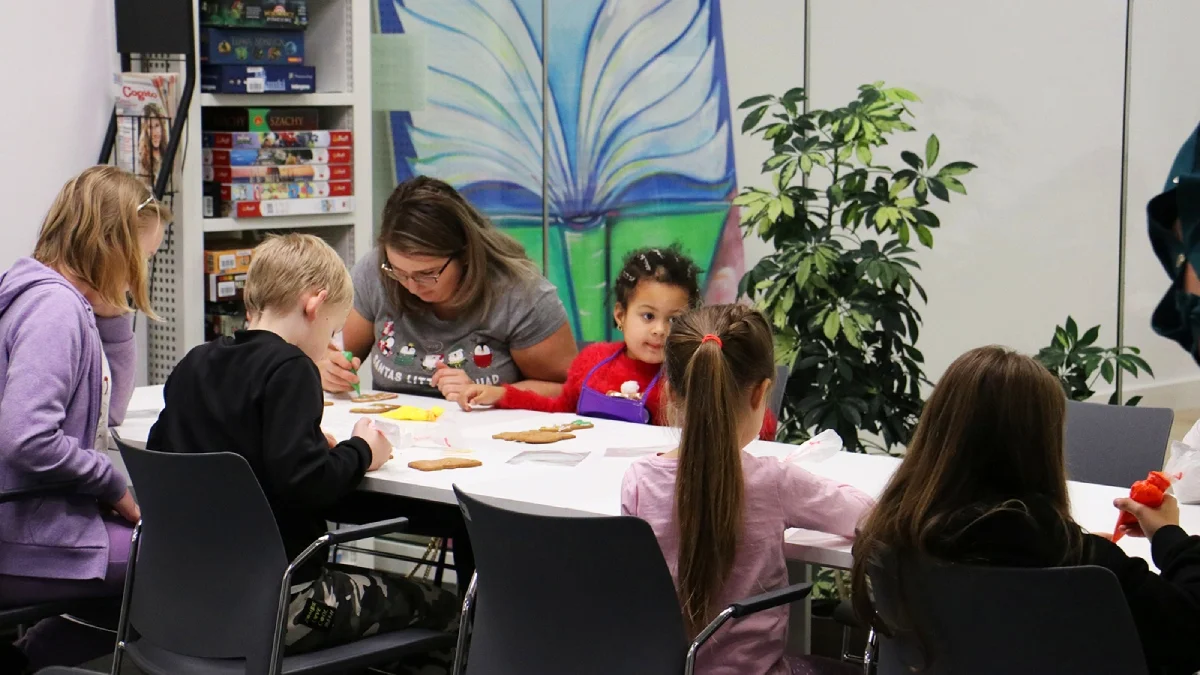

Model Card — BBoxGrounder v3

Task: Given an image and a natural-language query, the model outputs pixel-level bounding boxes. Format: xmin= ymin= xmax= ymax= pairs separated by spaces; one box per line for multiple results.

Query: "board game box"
xmin=202 ymin=107 xmax=320 ymax=132
xmin=203 ymin=147 xmax=353 ymax=166
xmin=235 ymin=196 xmax=355 ymax=218
xmin=204 ymin=164 xmax=352 ymax=182
xmin=203 ymin=129 xmax=352 ymax=149
xmin=204 ymin=245 xmax=255 ymax=275
xmin=207 ymin=272 xmax=247 ymax=302
xmin=201 ymin=65 xmax=315 ymax=94
xmin=200 ymin=0 xmax=307 ymax=29
xmin=114 ymin=72 xmax=177 ymax=190
xmin=201 ymin=28 xmax=305 ymax=66
xmin=221 ymin=180 xmax=352 ymax=201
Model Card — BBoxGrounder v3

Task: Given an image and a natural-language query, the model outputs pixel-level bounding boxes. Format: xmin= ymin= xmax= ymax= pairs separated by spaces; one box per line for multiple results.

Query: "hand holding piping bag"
xmin=343 ymin=350 xmax=361 ymax=397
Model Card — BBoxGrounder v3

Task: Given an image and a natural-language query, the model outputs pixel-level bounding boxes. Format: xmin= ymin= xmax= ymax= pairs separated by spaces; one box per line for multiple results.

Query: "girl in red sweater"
xmin=458 ymin=247 xmax=777 ymax=440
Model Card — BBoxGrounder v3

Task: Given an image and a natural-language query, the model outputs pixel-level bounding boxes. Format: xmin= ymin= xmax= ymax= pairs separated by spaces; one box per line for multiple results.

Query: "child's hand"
xmin=1114 ymin=494 xmax=1180 ymax=540
xmin=431 ymin=362 xmax=472 ymax=402
xmin=320 ymin=342 xmax=360 ymax=393
xmin=353 ymin=417 xmax=393 ymax=471
xmin=323 ymin=431 xmax=337 ymax=448
xmin=458 ymin=384 xmax=504 ymax=411
xmin=111 ymin=489 xmax=141 ymax=524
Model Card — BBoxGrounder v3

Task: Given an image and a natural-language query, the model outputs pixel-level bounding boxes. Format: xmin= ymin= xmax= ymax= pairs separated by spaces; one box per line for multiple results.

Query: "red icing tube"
xmin=1111 ymin=471 xmax=1170 ymax=543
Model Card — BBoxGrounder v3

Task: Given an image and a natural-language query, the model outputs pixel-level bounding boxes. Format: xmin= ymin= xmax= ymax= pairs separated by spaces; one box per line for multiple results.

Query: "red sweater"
xmin=498 ymin=342 xmax=777 ymax=440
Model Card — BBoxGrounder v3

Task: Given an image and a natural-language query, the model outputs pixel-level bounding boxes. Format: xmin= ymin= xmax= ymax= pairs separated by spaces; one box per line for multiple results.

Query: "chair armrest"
xmin=727 ymin=582 xmax=814 ymax=618
xmin=0 ymin=481 xmax=78 ymax=504
xmin=324 ymin=517 xmax=410 ymax=546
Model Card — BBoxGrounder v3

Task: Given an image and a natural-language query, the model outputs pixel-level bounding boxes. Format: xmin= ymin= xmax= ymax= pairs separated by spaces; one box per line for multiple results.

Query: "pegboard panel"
xmin=148 ymin=213 xmax=181 ymax=383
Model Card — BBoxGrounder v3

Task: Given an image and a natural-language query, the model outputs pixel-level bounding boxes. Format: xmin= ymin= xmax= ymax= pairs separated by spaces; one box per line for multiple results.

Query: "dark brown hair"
xmin=665 ymin=304 xmax=776 ymax=637
xmin=850 ymin=346 xmax=1081 ymax=639
xmin=377 ymin=176 xmax=537 ymax=316
xmin=613 ymin=246 xmax=702 ymax=311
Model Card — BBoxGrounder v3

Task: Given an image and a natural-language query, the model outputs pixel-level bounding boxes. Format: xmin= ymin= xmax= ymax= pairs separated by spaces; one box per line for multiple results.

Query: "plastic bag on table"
xmin=784 ymin=429 xmax=843 ymax=464
xmin=1165 ymin=441 xmax=1200 ymax=504
xmin=373 ymin=420 xmax=464 ymax=451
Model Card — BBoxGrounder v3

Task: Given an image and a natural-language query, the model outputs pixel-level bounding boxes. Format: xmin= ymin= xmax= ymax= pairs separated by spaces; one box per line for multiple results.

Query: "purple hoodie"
xmin=0 ymin=257 xmax=136 ymax=581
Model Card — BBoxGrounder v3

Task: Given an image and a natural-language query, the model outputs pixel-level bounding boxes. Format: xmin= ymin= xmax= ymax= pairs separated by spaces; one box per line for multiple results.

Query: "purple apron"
xmin=575 ymin=350 xmax=662 ymax=424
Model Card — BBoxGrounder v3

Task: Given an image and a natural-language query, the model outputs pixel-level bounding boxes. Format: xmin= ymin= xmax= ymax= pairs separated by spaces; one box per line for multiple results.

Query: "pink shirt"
xmin=621 ymin=452 xmax=875 ymax=675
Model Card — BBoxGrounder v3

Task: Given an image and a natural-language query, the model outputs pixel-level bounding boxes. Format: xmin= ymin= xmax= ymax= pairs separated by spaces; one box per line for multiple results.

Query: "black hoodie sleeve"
xmin=258 ymin=356 xmax=371 ymax=511
xmin=1086 ymin=528 xmax=1200 ymax=675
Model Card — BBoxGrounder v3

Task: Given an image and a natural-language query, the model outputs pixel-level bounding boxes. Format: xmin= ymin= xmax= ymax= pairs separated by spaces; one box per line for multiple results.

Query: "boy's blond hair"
xmin=244 ymin=233 xmax=352 ymax=318
xmin=34 ymin=165 xmax=172 ymax=318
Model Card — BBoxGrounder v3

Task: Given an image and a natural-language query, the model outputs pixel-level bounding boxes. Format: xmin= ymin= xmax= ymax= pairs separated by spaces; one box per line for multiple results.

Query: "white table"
xmin=116 ymin=386 xmax=1200 ymax=571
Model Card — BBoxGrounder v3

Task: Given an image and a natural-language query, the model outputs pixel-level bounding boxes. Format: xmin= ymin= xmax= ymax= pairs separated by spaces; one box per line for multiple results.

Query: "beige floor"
xmin=1173 ymin=408 xmax=1200 ymax=443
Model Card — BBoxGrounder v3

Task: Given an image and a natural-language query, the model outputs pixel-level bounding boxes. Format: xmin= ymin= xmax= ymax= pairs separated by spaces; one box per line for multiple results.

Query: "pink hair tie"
xmin=701 ymin=334 xmax=723 ymax=348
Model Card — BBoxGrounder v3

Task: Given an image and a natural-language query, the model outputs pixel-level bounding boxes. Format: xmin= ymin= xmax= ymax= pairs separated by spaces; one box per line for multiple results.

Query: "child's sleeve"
xmin=496 ymin=343 xmax=605 ymax=413
xmin=96 ymin=314 xmax=136 ymax=427
xmin=620 ymin=465 xmax=639 ymax=516
xmin=777 ymin=462 xmax=875 ymax=538
xmin=259 ymin=357 xmax=371 ymax=510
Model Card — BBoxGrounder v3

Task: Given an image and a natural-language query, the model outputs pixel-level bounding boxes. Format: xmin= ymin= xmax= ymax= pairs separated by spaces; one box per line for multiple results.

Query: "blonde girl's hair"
xmin=377 ymin=176 xmax=538 ymax=317
xmin=664 ymin=304 xmax=776 ymax=637
xmin=244 ymin=233 xmax=352 ymax=319
xmin=34 ymin=165 xmax=170 ymax=318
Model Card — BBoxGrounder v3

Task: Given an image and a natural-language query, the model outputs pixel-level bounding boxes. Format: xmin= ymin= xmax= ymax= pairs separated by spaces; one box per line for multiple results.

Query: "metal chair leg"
xmin=110 ymin=521 xmax=142 ymax=675
xmin=451 ymin=572 xmax=478 ymax=675
xmin=862 ymin=627 xmax=878 ymax=675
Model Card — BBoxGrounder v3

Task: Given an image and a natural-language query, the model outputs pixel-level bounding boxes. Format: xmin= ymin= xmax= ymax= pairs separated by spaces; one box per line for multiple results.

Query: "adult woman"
xmin=0 ymin=166 xmax=168 ymax=669
xmin=320 ymin=176 xmax=576 ymax=400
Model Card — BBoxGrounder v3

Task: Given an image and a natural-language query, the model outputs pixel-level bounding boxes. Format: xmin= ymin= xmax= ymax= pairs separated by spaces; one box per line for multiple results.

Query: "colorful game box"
xmin=201 ymin=65 xmax=316 ymax=94
xmin=221 ymin=180 xmax=352 ymax=201
xmin=201 ymin=28 xmax=305 ymax=66
xmin=113 ymin=73 xmax=177 ymax=190
xmin=202 ymin=107 xmax=320 ymax=132
xmin=207 ymin=272 xmax=247 ymax=302
xmin=204 ymin=245 xmax=255 ymax=275
xmin=204 ymin=164 xmax=352 ymax=183
xmin=235 ymin=196 xmax=355 ymax=218
xmin=204 ymin=130 xmax=352 ymax=149
xmin=203 ymin=147 xmax=352 ymax=166
xmin=200 ymin=0 xmax=308 ymax=29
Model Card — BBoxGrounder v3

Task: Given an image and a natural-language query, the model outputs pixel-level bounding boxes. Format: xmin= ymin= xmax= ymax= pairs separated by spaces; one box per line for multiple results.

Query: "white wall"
xmin=0 ymin=1 xmax=118 ymax=272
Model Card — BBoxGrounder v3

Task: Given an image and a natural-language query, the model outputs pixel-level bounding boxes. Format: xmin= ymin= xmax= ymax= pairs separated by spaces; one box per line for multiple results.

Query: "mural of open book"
xmin=378 ymin=0 xmax=741 ymax=342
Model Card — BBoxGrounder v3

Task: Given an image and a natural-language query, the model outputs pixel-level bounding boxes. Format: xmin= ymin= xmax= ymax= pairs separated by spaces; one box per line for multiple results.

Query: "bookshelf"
xmin=147 ymin=0 xmax=374 ymax=384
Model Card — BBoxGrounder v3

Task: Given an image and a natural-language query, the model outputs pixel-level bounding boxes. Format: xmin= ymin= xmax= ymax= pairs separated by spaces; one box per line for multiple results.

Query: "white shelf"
xmin=203 ymin=214 xmax=358 ymax=233
xmin=199 ymin=92 xmax=355 ymax=107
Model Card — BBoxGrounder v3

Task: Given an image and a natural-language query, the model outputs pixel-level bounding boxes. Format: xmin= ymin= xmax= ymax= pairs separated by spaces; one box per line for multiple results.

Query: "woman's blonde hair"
xmin=377 ymin=176 xmax=538 ymax=317
xmin=244 ymin=233 xmax=352 ymax=319
xmin=34 ymin=165 xmax=170 ymax=317
xmin=664 ymin=304 xmax=776 ymax=637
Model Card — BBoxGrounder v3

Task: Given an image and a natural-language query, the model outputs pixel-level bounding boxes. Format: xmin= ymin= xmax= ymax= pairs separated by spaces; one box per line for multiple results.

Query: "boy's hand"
xmin=323 ymin=431 xmax=337 ymax=448
xmin=1114 ymin=494 xmax=1180 ymax=540
xmin=353 ymin=417 xmax=392 ymax=471
xmin=320 ymin=342 xmax=360 ymax=393
xmin=431 ymin=362 xmax=471 ymax=402
xmin=459 ymin=384 xmax=505 ymax=411
xmin=112 ymin=489 xmax=141 ymax=524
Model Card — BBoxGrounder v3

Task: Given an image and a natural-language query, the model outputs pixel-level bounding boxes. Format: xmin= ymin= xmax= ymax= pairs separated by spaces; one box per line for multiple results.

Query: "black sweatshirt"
xmin=146 ymin=330 xmax=371 ymax=580
xmin=927 ymin=499 xmax=1200 ymax=675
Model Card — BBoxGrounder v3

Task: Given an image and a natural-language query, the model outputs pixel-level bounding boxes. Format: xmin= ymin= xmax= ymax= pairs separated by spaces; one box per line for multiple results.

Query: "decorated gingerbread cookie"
xmin=408 ymin=457 xmax=482 ymax=472
xmin=350 ymin=392 xmax=399 ymax=403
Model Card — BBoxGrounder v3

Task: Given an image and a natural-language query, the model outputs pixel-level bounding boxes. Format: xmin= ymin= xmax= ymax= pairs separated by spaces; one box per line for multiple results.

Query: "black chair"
xmin=769 ymin=364 xmax=789 ymax=419
xmin=112 ymin=440 xmax=456 ymax=675
xmin=451 ymin=486 xmax=813 ymax=675
xmin=1064 ymin=400 xmax=1174 ymax=487
xmin=35 ymin=669 xmax=98 ymax=674
xmin=868 ymin=557 xmax=1147 ymax=675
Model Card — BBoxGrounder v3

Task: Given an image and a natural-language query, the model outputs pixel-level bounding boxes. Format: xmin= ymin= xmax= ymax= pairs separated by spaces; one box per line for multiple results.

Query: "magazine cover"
xmin=203 ymin=147 xmax=352 ymax=166
xmin=115 ymin=73 xmax=178 ymax=189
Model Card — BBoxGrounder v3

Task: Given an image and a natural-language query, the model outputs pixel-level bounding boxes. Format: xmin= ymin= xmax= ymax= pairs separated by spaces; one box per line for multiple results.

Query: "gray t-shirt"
xmin=352 ymin=251 xmax=569 ymax=394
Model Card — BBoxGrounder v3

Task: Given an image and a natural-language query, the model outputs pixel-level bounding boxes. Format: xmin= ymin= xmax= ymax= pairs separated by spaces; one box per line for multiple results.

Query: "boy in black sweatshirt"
xmin=147 ymin=234 xmax=457 ymax=655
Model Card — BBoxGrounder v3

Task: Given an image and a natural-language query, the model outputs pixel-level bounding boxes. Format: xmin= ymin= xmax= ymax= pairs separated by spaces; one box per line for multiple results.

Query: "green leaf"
xmin=1101 ymin=360 xmax=1114 ymax=384
xmin=900 ymin=151 xmax=923 ymax=170
xmin=889 ymin=176 xmax=913 ymax=197
xmin=764 ymin=123 xmax=789 ymax=139
xmin=799 ymin=154 xmax=813 ymax=174
xmin=1065 ymin=316 xmax=1078 ymax=340
xmin=778 ymin=161 xmax=798 ymax=189
xmin=782 ymin=87 xmax=806 ymax=104
xmin=739 ymin=95 xmax=774 ymax=109
xmin=897 ymin=222 xmax=911 ymax=246
xmin=780 ymin=196 xmax=795 ymax=218
xmin=733 ymin=191 xmax=767 ymax=206
xmin=1125 ymin=395 xmax=1144 ymax=407
xmin=914 ymin=177 xmax=928 ymax=202
xmin=767 ymin=199 xmax=782 ymax=223
xmin=1108 ymin=390 xmax=1120 ymax=405
xmin=938 ymin=161 xmax=977 ymax=177
xmin=823 ymin=312 xmax=840 ymax=340
xmin=764 ymin=154 xmax=791 ymax=170
xmin=743 ymin=106 xmax=768 ymax=133
xmin=837 ymin=145 xmax=854 ymax=163
xmin=856 ymin=144 xmax=873 ymax=166
xmin=1079 ymin=325 xmax=1100 ymax=347
xmin=795 ymin=258 xmax=812 ymax=288
xmin=1055 ymin=326 xmax=1069 ymax=348
xmin=916 ymin=224 xmax=934 ymax=247
xmin=942 ymin=177 xmax=967 ymax=195
xmin=843 ymin=318 xmax=861 ymax=348
xmin=925 ymin=134 xmax=940 ymax=167
xmin=927 ymin=178 xmax=950 ymax=201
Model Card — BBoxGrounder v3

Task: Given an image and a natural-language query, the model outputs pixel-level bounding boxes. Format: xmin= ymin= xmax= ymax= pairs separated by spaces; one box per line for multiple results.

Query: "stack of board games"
xmin=113 ymin=73 xmax=178 ymax=190
xmin=204 ymin=239 xmax=256 ymax=340
xmin=200 ymin=0 xmax=314 ymax=93
xmin=202 ymin=107 xmax=354 ymax=218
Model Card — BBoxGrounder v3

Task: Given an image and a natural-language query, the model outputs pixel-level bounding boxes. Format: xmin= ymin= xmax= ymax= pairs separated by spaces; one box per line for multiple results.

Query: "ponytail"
xmin=666 ymin=305 xmax=775 ymax=638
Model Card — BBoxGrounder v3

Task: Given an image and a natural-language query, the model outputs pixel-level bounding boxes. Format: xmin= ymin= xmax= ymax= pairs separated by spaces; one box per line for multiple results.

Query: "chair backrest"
xmin=1064 ymin=400 xmax=1173 ymax=486
xmin=871 ymin=556 xmax=1147 ymax=675
xmin=118 ymin=441 xmax=289 ymax=673
xmin=454 ymin=487 xmax=688 ymax=675
xmin=769 ymin=364 xmax=789 ymax=418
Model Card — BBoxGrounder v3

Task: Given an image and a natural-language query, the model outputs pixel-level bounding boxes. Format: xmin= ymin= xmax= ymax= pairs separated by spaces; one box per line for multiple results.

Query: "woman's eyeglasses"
xmin=381 ymin=256 xmax=455 ymax=287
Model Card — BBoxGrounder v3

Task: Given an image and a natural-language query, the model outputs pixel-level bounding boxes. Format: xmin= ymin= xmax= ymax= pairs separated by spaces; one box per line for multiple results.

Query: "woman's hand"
xmin=1114 ymin=494 xmax=1181 ymax=540
xmin=458 ymin=384 xmax=505 ymax=411
xmin=319 ymin=342 xmax=360 ymax=393
xmin=431 ymin=362 xmax=472 ymax=402
xmin=112 ymin=489 xmax=141 ymax=524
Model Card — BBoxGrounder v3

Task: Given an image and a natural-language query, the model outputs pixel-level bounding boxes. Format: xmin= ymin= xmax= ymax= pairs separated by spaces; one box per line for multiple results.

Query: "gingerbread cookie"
xmin=350 ymin=392 xmax=399 ymax=403
xmin=349 ymin=403 xmax=402 ymax=415
xmin=493 ymin=430 xmax=576 ymax=444
xmin=324 ymin=400 xmax=334 ymax=407
xmin=537 ymin=420 xmax=595 ymax=434
xmin=408 ymin=457 xmax=483 ymax=472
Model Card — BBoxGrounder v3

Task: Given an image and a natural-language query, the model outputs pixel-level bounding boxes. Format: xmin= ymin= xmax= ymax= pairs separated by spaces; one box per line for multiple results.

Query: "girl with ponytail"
xmin=621 ymin=304 xmax=873 ymax=675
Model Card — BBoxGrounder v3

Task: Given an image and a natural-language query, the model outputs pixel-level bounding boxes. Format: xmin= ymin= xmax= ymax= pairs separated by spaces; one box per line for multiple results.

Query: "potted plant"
xmin=1034 ymin=317 xmax=1154 ymax=404
xmin=737 ymin=83 xmax=976 ymax=452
